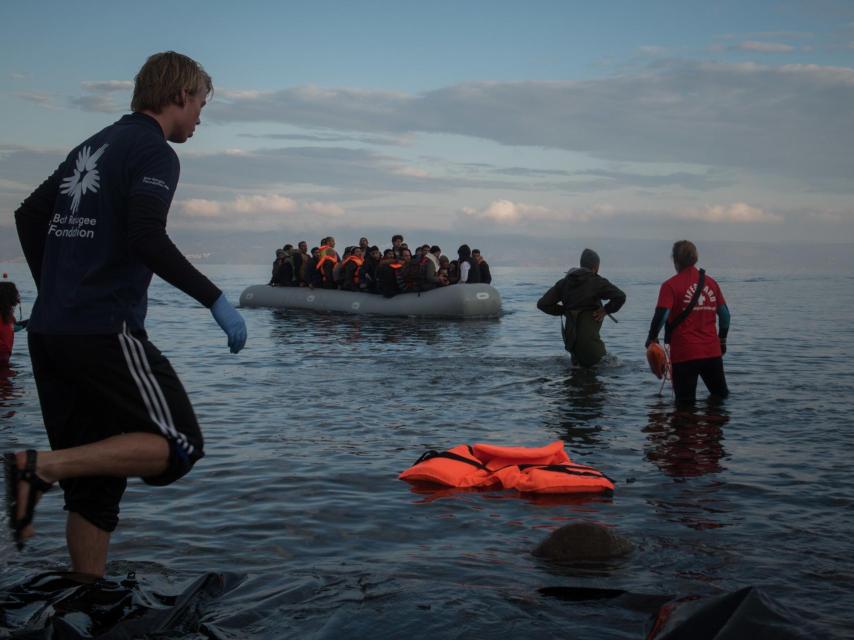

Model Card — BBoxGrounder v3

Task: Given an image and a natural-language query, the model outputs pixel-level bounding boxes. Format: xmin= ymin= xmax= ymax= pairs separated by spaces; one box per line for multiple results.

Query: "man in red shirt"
xmin=646 ymin=240 xmax=730 ymax=404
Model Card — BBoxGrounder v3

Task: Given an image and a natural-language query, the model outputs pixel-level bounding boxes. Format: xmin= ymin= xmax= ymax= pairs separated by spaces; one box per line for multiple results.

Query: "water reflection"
xmin=542 ymin=367 xmax=607 ymax=449
xmin=644 ymin=401 xmax=732 ymax=531
xmin=267 ymin=309 xmax=501 ymax=350
xmin=0 ymin=366 xmax=20 ymax=421
xmin=643 ymin=402 xmax=729 ymax=478
xmin=405 ymin=482 xmax=613 ymax=508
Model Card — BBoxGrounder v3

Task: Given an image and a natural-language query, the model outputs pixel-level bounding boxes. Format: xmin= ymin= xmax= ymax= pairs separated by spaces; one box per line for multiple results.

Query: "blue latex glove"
xmin=210 ymin=294 xmax=247 ymax=353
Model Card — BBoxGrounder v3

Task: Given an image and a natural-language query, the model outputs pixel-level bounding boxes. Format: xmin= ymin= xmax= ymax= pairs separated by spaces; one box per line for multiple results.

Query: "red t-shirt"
xmin=657 ymin=266 xmax=726 ymax=364
xmin=0 ymin=318 xmax=13 ymax=366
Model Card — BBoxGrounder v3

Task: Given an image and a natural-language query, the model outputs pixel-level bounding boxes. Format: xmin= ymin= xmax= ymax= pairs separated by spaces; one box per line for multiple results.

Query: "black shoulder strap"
xmin=665 ymin=269 xmax=705 ymax=341
xmin=412 ymin=446 xmax=488 ymax=470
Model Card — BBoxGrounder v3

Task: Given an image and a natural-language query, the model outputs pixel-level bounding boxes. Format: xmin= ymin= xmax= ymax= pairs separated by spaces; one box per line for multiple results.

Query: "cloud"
xmin=176 ymin=193 xmax=344 ymax=230
xmin=458 ymin=200 xmax=779 ymax=228
xmin=80 ymin=80 xmax=133 ymax=93
xmin=683 ymin=202 xmax=781 ymax=223
xmin=237 ymin=132 xmax=411 ymax=146
xmin=205 ymin=61 xmax=854 ymax=182
xmin=233 ymin=194 xmax=299 ymax=214
xmin=304 ymin=201 xmax=345 ymax=216
xmin=67 ymin=79 xmax=132 ymax=113
xmin=15 ymin=92 xmax=59 ymax=109
xmin=392 ymin=165 xmax=430 ymax=178
xmin=177 ymin=145 xmax=519 ymax=197
xmin=807 ymin=210 xmax=844 ymax=222
xmin=460 ymin=199 xmax=597 ymax=224
xmin=737 ymin=41 xmax=796 ymax=53
xmin=637 ymin=46 xmax=670 ymax=56
xmin=492 ymin=166 xmax=571 ymax=177
xmin=567 ymin=169 xmax=729 ymax=192
xmin=182 ymin=198 xmax=224 ymax=217
xmin=69 ymin=94 xmax=124 ymax=113
xmin=460 ymin=199 xmax=546 ymax=223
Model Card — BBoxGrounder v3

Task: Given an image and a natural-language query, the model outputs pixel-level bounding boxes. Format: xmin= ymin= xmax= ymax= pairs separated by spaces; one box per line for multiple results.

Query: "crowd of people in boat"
xmin=268 ymin=234 xmax=492 ymax=297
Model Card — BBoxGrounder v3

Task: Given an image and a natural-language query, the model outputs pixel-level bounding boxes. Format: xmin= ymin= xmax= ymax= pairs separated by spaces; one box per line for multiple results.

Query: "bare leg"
xmin=11 ymin=432 xmax=169 ymax=548
xmin=66 ymin=512 xmax=111 ymax=576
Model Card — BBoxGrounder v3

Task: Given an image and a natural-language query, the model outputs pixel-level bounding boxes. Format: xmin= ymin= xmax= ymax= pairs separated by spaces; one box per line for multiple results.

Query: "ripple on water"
xmin=1 ymin=265 xmax=852 ymax=638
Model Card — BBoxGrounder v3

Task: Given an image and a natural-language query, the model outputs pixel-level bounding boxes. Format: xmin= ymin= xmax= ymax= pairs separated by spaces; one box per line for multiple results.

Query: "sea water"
xmin=1 ymin=263 xmax=853 ymax=638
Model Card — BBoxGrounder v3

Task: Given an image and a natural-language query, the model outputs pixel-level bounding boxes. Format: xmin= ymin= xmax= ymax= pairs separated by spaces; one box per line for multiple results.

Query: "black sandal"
xmin=4 ymin=450 xmax=53 ymax=551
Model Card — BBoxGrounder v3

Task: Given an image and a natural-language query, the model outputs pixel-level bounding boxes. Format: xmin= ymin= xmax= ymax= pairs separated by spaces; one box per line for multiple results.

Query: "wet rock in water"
xmin=532 ymin=522 xmax=633 ymax=561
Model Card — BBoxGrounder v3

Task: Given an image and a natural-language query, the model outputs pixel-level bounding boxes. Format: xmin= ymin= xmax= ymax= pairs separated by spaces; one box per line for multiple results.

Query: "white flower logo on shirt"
xmin=60 ymin=143 xmax=108 ymax=213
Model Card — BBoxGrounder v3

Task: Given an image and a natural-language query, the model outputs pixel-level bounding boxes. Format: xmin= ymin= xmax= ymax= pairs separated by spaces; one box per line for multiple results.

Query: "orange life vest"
xmin=339 ymin=255 xmax=364 ymax=284
xmin=399 ymin=441 xmax=614 ymax=496
xmin=493 ymin=462 xmax=614 ymax=495
xmin=473 ymin=441 xmax=569 ymax=470
xmin=398 ymin=444 xmax=496 ymax=488
xmin=316 ymin=245 xmax=338 ymax=268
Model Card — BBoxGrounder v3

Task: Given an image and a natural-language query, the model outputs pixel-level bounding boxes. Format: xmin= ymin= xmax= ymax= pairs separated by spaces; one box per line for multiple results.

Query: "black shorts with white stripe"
xmin=28 ymin=329 xmax=204 ymax=532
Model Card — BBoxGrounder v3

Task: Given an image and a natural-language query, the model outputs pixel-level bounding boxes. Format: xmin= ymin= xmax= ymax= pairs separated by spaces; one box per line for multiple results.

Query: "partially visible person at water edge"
xmin=537 ymin=248 xmax=626 ymax=367
xmin=6 ymin=51 xmax=247 ymax=577
xmin=1 ymin=281 xmax=27 ymax=368
xmin=646 ymin=240 xmax=730 ymax=405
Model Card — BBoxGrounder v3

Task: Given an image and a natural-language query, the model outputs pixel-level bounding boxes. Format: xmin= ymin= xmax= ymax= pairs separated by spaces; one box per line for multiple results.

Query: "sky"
xmin=2 ymin=0 xmax=854 ymax=263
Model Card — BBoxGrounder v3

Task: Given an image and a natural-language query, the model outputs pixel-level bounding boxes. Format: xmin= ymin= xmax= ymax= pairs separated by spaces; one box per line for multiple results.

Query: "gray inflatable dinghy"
xmin=239 ymin=283 xmax=501 ymax=318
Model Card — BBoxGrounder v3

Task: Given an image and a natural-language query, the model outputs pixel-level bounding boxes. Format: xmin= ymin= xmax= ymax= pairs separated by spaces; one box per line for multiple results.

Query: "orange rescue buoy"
xmin=646 ymin=342 xmax=669 ymax=380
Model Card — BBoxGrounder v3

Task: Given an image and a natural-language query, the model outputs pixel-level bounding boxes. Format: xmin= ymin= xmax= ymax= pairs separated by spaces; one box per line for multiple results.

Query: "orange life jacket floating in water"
xmin=399 ymin=441 xmax=614 ymax=496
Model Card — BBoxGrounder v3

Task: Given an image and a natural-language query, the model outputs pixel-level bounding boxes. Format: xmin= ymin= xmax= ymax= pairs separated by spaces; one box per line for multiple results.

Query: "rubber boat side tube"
xmin=399 ymin=441 xmax=614 ymax=496
xmin=239 ymin=283 xmax=502 ymax=318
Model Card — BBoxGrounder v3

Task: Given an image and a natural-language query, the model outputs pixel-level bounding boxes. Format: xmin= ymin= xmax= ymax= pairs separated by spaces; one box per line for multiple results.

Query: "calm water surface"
xmin=1 ymin=264 xmax=853 ymax=638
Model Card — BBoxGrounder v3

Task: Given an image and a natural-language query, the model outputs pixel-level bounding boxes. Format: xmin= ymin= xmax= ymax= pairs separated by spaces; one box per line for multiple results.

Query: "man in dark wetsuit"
xmin=537 ymin=249 xmax=625 ymax=367
xmin=5 ymin=52 xmax=247 ymax=576
xmin=646 ymin=240 xmax=730 ymax=405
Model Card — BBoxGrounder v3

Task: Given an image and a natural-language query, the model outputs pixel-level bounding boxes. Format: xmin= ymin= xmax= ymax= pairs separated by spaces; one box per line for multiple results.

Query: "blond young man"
xmin=6 ymin=52 xmax=246 ymax=576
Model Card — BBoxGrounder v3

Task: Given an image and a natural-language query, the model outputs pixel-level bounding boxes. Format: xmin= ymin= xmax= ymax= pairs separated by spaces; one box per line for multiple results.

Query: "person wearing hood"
xmin=537 ymin=248 xmax=625 ymax=367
